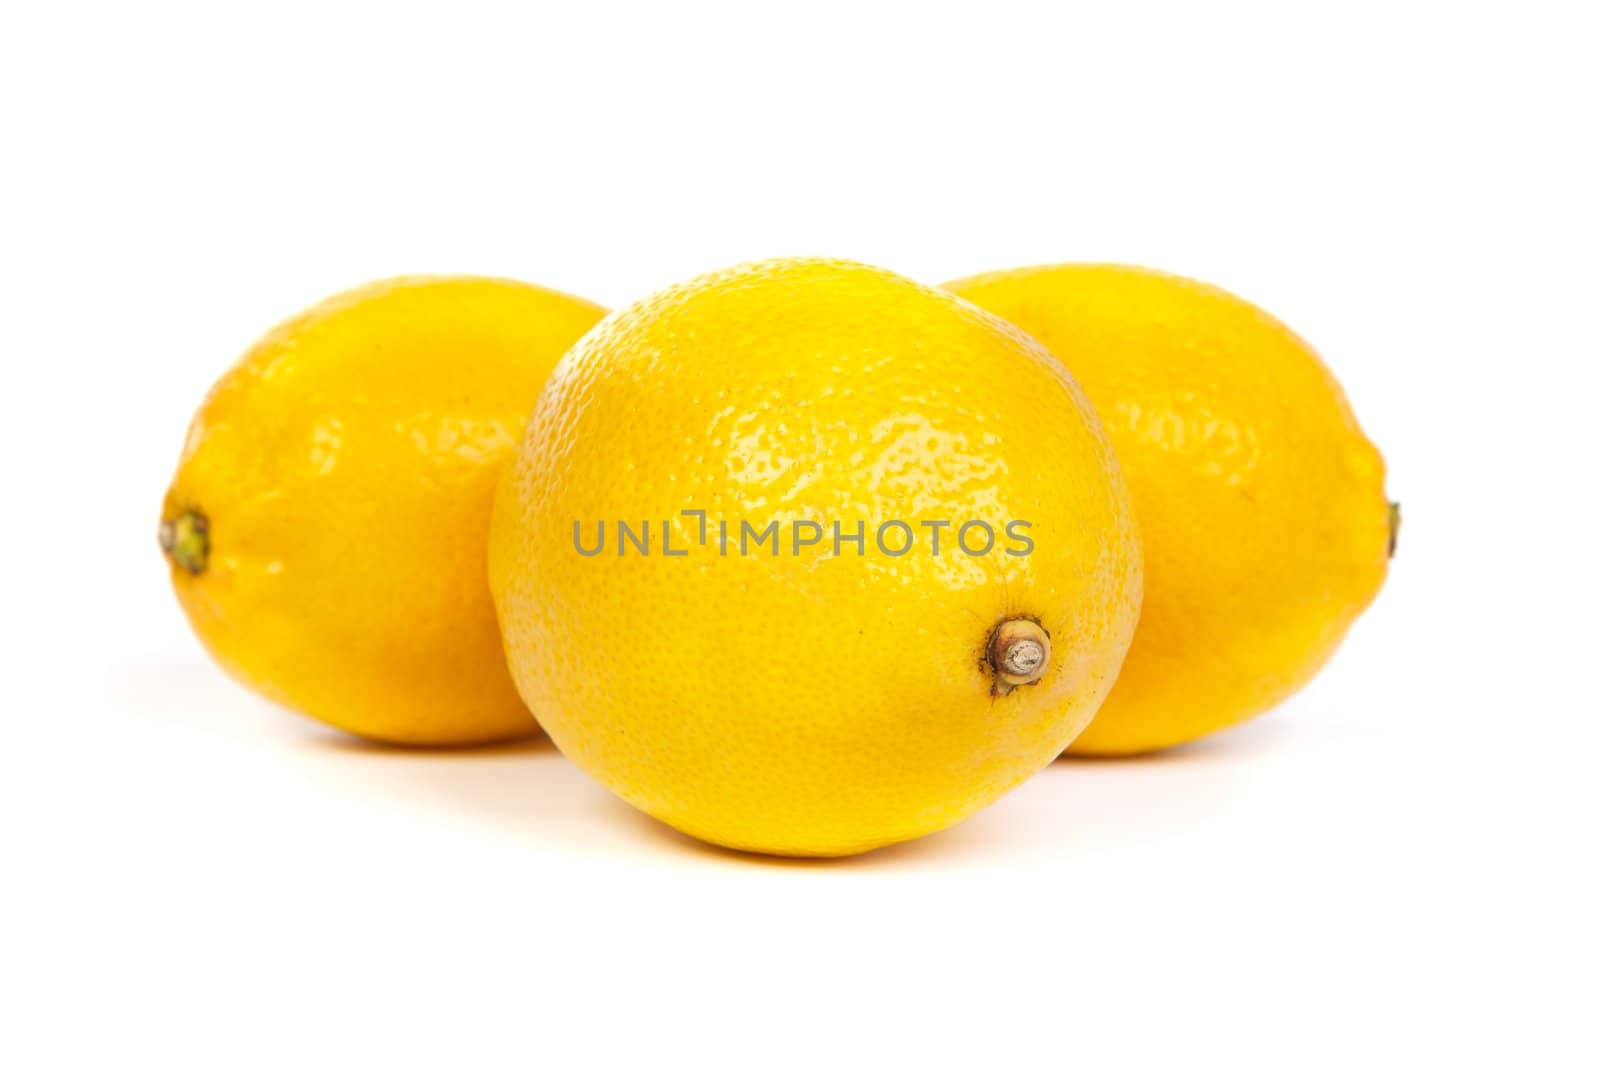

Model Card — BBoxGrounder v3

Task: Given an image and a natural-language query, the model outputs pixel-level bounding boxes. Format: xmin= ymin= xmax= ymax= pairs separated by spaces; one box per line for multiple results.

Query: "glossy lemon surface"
xmin=490 ymin=259 xmax=1142 ymax=855
xmin=947 ymin=265 xmax=1389 ymax=755
xmin=162 ymin=276 xmax=605 ymax=745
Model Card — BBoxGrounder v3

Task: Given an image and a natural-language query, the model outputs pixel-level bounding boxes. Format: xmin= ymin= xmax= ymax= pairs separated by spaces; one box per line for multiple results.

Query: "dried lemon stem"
xmin=1387 ymin=501 xmax=1402 ymax=559
xmin=988 ymin=617 xmax=1050 ymax=696
xmin=160 ymin=509 xmax=210 ymax=576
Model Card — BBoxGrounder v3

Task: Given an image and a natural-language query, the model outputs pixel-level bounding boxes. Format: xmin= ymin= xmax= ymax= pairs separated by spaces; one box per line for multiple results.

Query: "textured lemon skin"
xmin=945 ymin=265 xmax=1389 ymax=756
xmin=162 ymin=277 xmax=605 ymax=746
xmin=489 ymin=259 xmax=1143 ymax=856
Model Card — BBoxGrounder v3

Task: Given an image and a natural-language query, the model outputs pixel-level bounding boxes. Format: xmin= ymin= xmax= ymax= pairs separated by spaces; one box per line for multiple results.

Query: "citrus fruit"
xmin=489 ymin=258 xmax=1142 ymax=856
xmin=160 ymin=276 xmax=605 ymax=745
xmin=945 ymin=264 xmax=1391 ymax=755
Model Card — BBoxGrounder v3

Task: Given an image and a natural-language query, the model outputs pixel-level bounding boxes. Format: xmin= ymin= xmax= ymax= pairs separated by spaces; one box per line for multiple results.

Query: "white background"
xmin=3 ymin=2 xmax=1596 ymax=1063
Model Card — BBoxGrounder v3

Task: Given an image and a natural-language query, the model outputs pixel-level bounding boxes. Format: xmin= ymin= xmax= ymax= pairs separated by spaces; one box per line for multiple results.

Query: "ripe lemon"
xmin=945 ymin=265 xmax=1391 ymax=755
xmin=489 ymin=258 xmax=1143 ymax=856
xmin=161 ymin=276 xmax=605 ymax=745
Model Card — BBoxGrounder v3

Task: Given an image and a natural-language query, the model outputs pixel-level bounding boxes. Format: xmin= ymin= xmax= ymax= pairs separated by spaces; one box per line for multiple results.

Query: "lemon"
xmin=945 ymin=264 xmax=1391 ymax=755
xmin=161 ymin=276 xmax=605 ymax=745
xmin=489 ymin=258 xmax=1142 ymax=856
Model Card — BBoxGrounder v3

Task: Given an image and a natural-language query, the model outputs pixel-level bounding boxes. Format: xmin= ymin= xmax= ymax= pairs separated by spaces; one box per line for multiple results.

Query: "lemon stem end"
xmin=160 ymin=509 xmax=210 ymax=576
xmin=988 ymin=618 xmax=1050 ymax=696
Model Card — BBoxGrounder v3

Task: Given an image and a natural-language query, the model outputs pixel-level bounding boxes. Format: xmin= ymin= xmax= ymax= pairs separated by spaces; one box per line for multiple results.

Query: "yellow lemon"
xmin=945 ymin=265 xmax=1391 ymax=755
xmin=489 ymin=258 xmax=1142 ymax=856
xmin=161 ymin=276 xmax=605 ymax=745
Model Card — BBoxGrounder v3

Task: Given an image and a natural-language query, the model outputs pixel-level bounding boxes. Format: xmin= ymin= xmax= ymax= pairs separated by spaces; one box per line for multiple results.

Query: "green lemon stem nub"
xmin=988 ymin=618 xmax=1051 ymax=696
xmin=160 ymin=509 xmax=210 ymax=576
xmin=1388 ymin=501 xmax=1402 ymax=559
